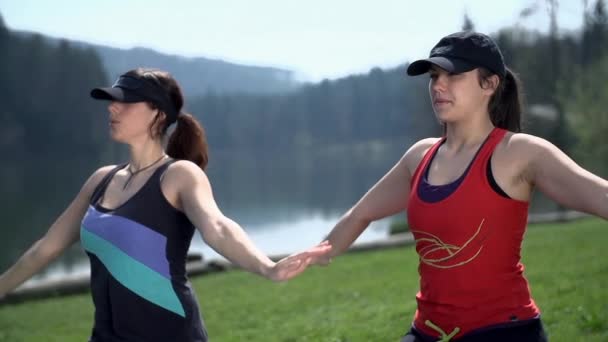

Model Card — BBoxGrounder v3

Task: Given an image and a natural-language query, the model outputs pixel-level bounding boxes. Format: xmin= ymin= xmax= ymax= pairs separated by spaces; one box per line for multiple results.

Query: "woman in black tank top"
xmin=0 ymin=68 xmax=332 ymax=342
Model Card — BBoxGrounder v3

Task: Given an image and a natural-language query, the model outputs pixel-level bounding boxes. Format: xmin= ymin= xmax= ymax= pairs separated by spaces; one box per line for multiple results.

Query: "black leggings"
xmin=401 ymin=319 xmax=548 ymax=342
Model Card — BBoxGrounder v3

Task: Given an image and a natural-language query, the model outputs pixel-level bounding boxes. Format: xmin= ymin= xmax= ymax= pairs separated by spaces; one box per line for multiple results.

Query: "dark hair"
xmin=125 ymin=68 xmax=209 ymax=170
xmin=478 ymin=67 xmax=524 ymax=133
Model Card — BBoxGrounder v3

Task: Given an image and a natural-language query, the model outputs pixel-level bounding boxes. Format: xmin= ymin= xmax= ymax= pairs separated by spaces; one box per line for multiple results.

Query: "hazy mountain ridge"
xmin=14 ymin=30 xmax=300 ymax=97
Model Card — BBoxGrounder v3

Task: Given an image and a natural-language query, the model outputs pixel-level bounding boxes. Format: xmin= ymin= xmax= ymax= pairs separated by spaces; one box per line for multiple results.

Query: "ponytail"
xmin=483 ymin=67 xmax=524 ymax=132
xmin=166 ymin=113 xmax=209 ymax=170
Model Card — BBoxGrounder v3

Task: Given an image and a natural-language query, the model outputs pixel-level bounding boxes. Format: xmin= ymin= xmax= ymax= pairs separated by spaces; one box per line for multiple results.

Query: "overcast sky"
xmin=0 ymin=0 xmax=586 ymax=81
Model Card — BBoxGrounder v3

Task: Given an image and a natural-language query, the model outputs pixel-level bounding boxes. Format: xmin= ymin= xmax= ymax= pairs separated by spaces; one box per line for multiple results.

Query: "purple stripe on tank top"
xmin=81 ymin=206 xmax=171 ymax=279
xmin=418 ymin=174 xmax=466 ymax=203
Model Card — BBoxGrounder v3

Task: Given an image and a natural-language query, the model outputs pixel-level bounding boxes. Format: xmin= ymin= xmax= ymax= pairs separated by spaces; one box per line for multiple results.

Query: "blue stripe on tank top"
xmin=80 ymin=228 xmax=186 ymax=317
xmin=81 ymin=206 xmax=171 ymax=278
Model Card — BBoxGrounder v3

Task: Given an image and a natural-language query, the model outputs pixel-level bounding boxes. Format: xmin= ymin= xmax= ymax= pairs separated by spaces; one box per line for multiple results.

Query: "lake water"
xmin=1 ymin=138 xmax=561 ymax=288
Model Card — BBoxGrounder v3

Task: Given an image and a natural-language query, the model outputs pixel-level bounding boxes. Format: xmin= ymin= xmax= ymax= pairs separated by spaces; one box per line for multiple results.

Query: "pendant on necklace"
xmin=122 ymin=154 xmax=166 ymax=190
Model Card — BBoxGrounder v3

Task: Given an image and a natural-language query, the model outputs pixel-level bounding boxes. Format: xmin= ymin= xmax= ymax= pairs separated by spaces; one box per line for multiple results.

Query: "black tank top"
xmin=81 ymin=161 xmax=207 ymax=342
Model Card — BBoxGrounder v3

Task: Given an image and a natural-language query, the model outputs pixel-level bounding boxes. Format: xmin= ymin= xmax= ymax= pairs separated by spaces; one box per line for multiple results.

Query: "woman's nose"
xmin=431 ymin=74 xmax=447 ymax=92
xmin=108 ymin=101 xmax=119 ymax=114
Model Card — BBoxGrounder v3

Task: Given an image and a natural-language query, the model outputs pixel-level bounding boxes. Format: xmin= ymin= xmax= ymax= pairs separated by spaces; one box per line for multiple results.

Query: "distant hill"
xmin=14 ymin=30 xmax=300 ymax=97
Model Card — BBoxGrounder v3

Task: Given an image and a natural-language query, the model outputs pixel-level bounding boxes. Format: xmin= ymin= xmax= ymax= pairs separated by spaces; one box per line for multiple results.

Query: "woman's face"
xmin=428 ymin=65 xmax=494 ymax=124
xmin=107 ymin=101 xmax=158 ymax=143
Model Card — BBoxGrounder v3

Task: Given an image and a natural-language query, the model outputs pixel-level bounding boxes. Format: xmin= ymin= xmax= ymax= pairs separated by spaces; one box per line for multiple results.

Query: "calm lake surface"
xmin=0 ymin=138 xmax=560 ymax=287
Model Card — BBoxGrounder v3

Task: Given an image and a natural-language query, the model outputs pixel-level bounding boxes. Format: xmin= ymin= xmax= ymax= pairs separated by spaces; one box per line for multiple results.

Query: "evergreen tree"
xmin=462 ymin=12 xmax=475 ymax=31
xmin=563 ymin=55 xmax=608 ymax=175
xmin=582 ymin=0 xmax=608 ymax=66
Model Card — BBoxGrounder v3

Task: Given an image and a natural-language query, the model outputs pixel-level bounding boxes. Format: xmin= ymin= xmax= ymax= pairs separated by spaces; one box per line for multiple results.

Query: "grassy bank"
xmin=0 ymin=219 xmax=606 ymax=341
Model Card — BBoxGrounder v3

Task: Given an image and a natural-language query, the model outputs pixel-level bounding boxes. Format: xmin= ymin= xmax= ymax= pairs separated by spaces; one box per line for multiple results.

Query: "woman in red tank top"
xmin=308 ymin=31 xmax=608 ymax=341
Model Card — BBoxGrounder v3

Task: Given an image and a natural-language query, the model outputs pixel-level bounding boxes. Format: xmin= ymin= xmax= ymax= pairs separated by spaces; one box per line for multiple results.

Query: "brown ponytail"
xmin=480 ymin=67 xmax=524 ymax=132
xmin=167 ymin=113 xmax=209 ymax=170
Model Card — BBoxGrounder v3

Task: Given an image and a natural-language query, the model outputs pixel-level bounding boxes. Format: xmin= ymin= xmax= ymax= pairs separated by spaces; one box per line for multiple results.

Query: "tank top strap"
xmin=469 ymin=127 xmax=507 ymax=175
xmin=410 ymin=137 xmax=446 ymax=189
xmin=158 ymin=159 xmax=178 ymax=173
xmin=155 ymin=159 xmax=179 ymax=181
xmin=139 ymin=158 xmax=179 ymax=193
xmin=90 ymin=163 xmax=128 ymax=205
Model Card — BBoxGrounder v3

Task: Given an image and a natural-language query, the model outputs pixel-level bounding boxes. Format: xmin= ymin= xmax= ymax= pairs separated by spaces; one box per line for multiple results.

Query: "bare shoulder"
xmin=164 ymin=160 xmax=210 ymax=188
xmin=403 ymin=137 xmax=442 ymax=173
xmin=407 ymin=137 xmax=442 ymax=153
xmin=92 ymin=165 xmax=117 ymax=177
xmin=83 ymin=165 xmax=117 ymax=191
xmin=499 ymin=132 xmax=557 ymax=158
xmin=496 ymin=132 xmax=567 ymax=182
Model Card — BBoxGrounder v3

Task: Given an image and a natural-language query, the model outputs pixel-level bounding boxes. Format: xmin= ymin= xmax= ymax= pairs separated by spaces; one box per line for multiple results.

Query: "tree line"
xmin=0 ymin=1 xmax=606 ymax=168
xmin=0 ymin=15 xmax=111 ymax=164
xmin=187 ymin=0 xmax=608 ymax=175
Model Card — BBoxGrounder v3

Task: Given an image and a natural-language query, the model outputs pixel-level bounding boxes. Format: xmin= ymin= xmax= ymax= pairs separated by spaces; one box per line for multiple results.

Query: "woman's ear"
xmin=150 ymin=110 xmax=167 ymax=138
xmin=481 ymin=74 xmax=500 ymax=96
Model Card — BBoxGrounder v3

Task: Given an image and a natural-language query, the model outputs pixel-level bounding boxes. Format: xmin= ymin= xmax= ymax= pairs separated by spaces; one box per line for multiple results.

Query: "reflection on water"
xmin=25 ymin=214 xmax=393 ymax=288
xmin=192 ymin=213 xmax=393 ymax=263
xmin=2 ymin=138 xmax=563 ymax=287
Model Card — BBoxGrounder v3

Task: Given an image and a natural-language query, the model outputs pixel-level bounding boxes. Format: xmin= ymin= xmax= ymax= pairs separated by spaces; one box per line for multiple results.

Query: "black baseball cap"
xmin=90 ymin=74 xmax=180 ymax=123
xmin=407 ymin=31 xmax=506 ymax=78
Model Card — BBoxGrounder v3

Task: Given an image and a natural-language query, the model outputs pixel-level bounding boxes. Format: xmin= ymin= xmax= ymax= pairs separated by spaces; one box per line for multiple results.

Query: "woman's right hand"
xmin=265 ymin=241 xmax=333 ymax=281
xmin=307 ymin=240 xmax=333 ymax=266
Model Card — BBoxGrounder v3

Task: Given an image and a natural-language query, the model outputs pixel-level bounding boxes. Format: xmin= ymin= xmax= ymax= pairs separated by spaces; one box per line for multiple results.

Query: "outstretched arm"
xmin=321 ymin=156 xmax=410 ymax=260
xmin=525 ymin=135 xmax=608 ymax=219
xmin=173 ymin=161 xmax=330 ymax=281
xmin=0 ymin=166 xmax=113 ymax=298
xmin=313 ymin=138 xmax=438 ymax=263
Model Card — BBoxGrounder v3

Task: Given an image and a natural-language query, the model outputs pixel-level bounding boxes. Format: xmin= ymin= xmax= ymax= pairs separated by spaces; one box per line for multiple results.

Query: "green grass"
xmin=388 ymin=220 xmax=409 ymax=235
xmin=0 ymin=218 xmax=606 ymax=341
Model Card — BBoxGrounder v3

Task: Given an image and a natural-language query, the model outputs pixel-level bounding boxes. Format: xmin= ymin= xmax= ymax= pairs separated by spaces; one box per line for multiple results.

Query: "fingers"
xmin=270 ymin=242 xmax=334 ymax=281
xmin=279 ymin=257 xmax=312 ymax=281
xmin=305 ymin=246 xmax=333 ymax=266
xmin=273 ymin=256 xmax=315 ymax=282
xmin=303 ymin=242 xmax=333 ymax=257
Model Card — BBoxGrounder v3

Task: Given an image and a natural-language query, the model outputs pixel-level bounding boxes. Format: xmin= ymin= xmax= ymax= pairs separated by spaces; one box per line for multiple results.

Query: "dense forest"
xmin=0 ymin=16 xmax=108 ymax=160
xmin=3 ymin=2 xmax=608 ymax=164
xmin=186 ymin=1 xmax=608 ymax=177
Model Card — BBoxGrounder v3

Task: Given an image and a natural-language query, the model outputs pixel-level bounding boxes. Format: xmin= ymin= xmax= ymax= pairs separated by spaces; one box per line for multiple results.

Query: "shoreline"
xmin=0 ymin=210 xmax=588 ymax=305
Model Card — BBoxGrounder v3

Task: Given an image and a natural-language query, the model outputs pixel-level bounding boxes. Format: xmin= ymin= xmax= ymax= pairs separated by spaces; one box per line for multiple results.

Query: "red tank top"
xmin=406 ymin=128 xmax=539 ymax=339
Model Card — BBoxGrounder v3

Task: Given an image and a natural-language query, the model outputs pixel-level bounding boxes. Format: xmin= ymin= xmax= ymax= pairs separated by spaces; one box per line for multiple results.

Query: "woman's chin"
xmin=433 ymin=111 xmax=452 ymax=123
xmin=434 ymin=109 xmax=464 ymax=124
xmin=109 ymin=131 xmax=127 ymax=143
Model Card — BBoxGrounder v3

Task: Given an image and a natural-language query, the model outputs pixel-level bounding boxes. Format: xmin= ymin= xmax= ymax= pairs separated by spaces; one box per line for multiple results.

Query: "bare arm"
xmin=0 ymin=166 xmax=114 ymax=297
xmin=172 ymin=161 xmax=330 ymax=281
xmin=525 ymin=135 xmax=608 ymax=219
xmin=322 ymin=138 xmax=438 ymax=259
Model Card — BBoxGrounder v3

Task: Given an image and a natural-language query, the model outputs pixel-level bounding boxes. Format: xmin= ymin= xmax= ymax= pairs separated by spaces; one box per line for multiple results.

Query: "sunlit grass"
xmin=0 ymin=218 xmax=605 ymax=342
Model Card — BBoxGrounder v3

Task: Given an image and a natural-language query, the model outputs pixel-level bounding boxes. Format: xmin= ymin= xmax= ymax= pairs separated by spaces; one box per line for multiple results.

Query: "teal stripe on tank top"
xmin=80 ymin=227 xmax=186 ymax=317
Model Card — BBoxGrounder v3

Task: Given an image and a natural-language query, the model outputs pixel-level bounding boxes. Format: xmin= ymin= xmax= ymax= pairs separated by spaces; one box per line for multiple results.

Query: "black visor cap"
xmin=406 ymin=31 xmax=506 ymax=78
xmin=90 ymin=75 xmax=179 ymax=122
xmin=407 ymin=56 xmax=478 ymax=76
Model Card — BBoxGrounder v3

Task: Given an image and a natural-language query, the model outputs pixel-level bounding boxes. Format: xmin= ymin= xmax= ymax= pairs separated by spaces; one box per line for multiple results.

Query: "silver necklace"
xmin=123 ymin=154 xmax=167 ymax=190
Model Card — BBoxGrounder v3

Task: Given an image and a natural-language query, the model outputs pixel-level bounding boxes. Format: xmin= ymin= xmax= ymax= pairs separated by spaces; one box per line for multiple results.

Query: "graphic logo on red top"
xmin=412 ymin=218 xmax=488 ymax=269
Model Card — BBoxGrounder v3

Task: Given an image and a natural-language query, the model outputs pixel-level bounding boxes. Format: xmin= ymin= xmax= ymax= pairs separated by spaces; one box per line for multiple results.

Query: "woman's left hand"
xmin=266 ymin=241 xmax=332 ymax=282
